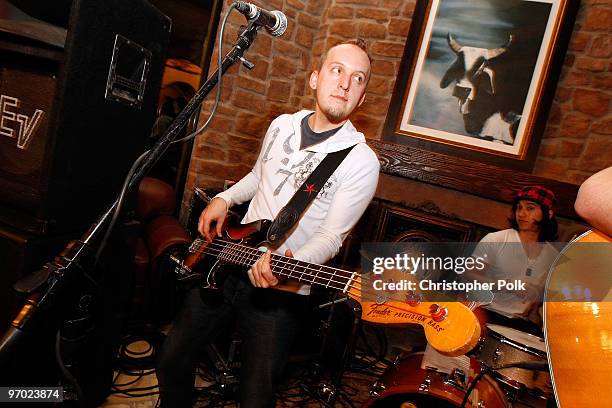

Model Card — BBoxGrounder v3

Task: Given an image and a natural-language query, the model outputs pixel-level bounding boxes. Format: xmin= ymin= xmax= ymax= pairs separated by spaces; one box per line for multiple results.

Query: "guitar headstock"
xmin=347 ymin=275 xmax=481 ymax=357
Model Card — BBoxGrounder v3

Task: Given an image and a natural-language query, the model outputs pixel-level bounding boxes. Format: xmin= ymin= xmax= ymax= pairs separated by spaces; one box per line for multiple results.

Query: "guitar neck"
xmin=207 ymin=238 xmax=356 ymax=292
xmin=186 ymin=237 xmax=483 ymax=358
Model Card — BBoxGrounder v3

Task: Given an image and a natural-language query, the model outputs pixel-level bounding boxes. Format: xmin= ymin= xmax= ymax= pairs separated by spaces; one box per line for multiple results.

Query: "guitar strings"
xmin=197 ymin=238 xmax=442 ymax=302
xmin=194 ymin=241 xmax=481 ymax=350
xmin=191 ymin=238 xmax=358 ymax=280
xmin=193 ymin=238 xmax=355 ymax=282
xmin=193 ymin=240 xmax=457 ymax=309
xmin=192 ymin=239 xmax=352 ymax=290
xmin=186 ymin=239 xmax=427 ymax=304
xmin=187 ymin=242 xmax=468 ymax=320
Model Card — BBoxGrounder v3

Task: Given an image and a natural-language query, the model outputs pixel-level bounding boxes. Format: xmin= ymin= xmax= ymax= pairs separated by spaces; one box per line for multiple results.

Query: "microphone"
xmin=234 ymin=2 xmax=287 ymax=37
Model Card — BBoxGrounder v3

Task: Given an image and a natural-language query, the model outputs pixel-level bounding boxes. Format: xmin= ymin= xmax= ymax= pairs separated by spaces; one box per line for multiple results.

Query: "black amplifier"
xmin=0 ymin=0 xmax=171 ymax=235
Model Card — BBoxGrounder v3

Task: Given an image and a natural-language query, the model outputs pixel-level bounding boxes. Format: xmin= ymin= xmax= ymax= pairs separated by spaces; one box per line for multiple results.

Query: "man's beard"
xmin=322 ymin=104 xmax=349 ymax=123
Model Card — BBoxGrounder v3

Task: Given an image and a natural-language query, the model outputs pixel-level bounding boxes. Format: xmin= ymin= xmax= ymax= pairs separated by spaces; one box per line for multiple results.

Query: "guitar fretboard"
xmin=194 ymin=238 xmax=356 ymax=292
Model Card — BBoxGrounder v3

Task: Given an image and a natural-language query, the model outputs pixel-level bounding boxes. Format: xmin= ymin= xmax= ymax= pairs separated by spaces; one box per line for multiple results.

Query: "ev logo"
xmin=0 ymin=94 xmax=44 ymax=150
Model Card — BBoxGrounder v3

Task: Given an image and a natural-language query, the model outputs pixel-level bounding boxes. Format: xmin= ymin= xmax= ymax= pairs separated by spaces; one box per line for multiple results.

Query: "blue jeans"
xmin=156 ymin=270 xmax=305 ymax=408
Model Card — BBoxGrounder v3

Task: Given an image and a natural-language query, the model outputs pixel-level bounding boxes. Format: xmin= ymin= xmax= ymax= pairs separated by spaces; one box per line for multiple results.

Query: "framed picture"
xmin=383 ymin=0 xmax=580 ymax=170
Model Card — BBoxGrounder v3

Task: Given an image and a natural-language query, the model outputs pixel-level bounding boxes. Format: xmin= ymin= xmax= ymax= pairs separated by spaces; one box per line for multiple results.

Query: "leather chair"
xmin=130 ymin=177 xmax=191 ymax=326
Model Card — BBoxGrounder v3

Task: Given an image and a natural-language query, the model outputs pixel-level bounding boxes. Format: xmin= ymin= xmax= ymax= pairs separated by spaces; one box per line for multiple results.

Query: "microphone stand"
xmin=0 ymin=21 xmax=262 ymax=365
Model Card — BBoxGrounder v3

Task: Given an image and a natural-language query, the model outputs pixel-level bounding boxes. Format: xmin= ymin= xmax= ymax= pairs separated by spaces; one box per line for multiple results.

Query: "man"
xmin=157 ymin=39 xmax=379 ymax=407
xmin=467 ymin=186 xmax=560 ymax=331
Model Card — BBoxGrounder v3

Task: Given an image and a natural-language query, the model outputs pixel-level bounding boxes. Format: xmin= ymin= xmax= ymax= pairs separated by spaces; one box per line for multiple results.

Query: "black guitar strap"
xmin=267 ymin=145 xmax=355 ymax=244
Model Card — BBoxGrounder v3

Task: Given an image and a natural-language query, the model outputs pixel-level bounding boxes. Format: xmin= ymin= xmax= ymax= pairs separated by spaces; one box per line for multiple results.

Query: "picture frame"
xmin=382 ymin=0 xmax=580 ymax=171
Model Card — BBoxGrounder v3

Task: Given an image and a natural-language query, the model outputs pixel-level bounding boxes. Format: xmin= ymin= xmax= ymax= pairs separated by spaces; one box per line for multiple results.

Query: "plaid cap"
xmin=514 ymin=186 xmax=557 ymax=209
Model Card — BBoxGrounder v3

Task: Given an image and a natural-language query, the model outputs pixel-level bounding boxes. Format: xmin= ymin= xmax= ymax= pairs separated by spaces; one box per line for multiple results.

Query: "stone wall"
xmin=183 ymin=0 xmax=611 ymax=212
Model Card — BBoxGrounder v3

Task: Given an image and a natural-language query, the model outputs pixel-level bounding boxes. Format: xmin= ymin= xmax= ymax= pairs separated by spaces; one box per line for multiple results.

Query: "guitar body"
xmin=175 ymin=219 xmax=481 ymax=357
xmin=544 ymin=230 xmax=612 ymax=407
xmin=179 ymin=219 xmax=272 ymax=289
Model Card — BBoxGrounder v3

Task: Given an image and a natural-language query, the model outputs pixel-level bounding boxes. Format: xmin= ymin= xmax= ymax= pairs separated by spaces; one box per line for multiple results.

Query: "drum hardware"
xmin=492 ymin=347 xmax=502 ymax=364
xmin=471 ymin=342 xmax=484 ymax=357
xmin=509 ymin=389 xmax=549 ymax=408
xmin=502 ymin=384 xmax=526 ymax=403
xmin=369 ymin=380 xmax=386 ymax=398
xmin=472 ymin=324 xmax=552 ymax=407
xmin=460 ymin=366 xmax=495 ymax=408
xmin=485 ymin=361 xmax=551 ymax=408
xmin=318 ymin=382 xmax=338 ymax=405
xmin=300 ymin=295 xmax=363 ymax=407
xmin=444 ymin=368 xmax=467 ymax=390
xmin=199 ymin=338 xmax=242 ymax=398
xmin=497 ymin=360 xmax=549 ymax=372
xmin=418 ymin=376 xmax=431 ymax=392
xmin=494 ymin=360 xmax=551 ymax=407
xmin=369 ymin=352 xmax=402 ymax=398
xmin=215 ymin=368 xmax=239 ymax=394
xmin=475 ymin=324 xmax=550 ymax=394
xmin=364 ymin=353 xmax=508 ymax=408
xmin=299 ymin=381 xmax=338 ymax=408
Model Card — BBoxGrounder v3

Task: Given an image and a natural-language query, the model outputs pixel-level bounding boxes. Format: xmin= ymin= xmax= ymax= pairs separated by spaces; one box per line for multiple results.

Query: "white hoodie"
xmin=216 ymin=110 xmax=380 ymax=293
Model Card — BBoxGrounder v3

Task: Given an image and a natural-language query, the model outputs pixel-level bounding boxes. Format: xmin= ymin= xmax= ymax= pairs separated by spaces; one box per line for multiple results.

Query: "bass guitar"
xmin=544 ymin=229 xmax=612 ymax=407
xmin=173 ymin=218 xmax=481 ymax=357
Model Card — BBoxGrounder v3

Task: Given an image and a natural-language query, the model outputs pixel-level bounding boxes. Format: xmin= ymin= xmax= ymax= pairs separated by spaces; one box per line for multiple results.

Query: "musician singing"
xmin=156 ymin=39 xmax=379 ymax=407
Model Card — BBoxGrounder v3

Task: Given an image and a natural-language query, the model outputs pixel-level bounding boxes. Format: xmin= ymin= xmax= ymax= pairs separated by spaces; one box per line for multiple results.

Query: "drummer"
xmin=465 ymin=186 xmax=560 ymax=333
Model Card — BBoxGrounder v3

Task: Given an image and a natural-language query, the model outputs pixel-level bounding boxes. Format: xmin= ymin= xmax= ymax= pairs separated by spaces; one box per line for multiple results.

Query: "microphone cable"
xmin=170 ymin=1 xmax=239 ymax=146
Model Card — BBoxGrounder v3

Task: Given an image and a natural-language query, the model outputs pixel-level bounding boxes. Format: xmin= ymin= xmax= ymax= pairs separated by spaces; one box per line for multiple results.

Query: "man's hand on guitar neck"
xmin=198 ymin=197 xmax=229 ymax=242
xmin=249 ymin=249 xmax=294 ymax=288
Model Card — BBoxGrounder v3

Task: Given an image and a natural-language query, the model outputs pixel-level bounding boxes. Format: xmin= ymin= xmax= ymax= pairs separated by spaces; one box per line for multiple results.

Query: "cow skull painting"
xmin=440 ymin=33 xmax=520 ymax=144
xmin=388 ymin=0 xmax=576 ymax=168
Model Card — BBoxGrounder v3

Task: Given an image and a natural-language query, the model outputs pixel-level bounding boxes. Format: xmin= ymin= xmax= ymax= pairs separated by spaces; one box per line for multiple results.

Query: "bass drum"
xmin=364 ymin=352 xmax=508 ymax=408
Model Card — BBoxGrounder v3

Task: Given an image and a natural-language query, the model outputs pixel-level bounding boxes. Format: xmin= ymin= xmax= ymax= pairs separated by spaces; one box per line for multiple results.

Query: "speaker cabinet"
xmin=0 ymin=0 xmax=171 ymax=235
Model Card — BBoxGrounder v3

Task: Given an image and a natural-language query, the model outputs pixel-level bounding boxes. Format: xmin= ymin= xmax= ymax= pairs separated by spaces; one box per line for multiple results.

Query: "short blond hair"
xmin=317 ymin=38 xmax=372 ymax=80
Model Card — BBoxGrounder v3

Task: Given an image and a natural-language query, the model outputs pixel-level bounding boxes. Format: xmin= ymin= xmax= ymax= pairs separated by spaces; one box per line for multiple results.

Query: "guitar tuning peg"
xmin=429 ymin=304 xmax=448 ymax=322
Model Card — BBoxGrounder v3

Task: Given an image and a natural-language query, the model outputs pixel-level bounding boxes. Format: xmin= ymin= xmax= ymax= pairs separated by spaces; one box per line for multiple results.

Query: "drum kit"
xmin=364 ymin=323 xmax=553 ymax=408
